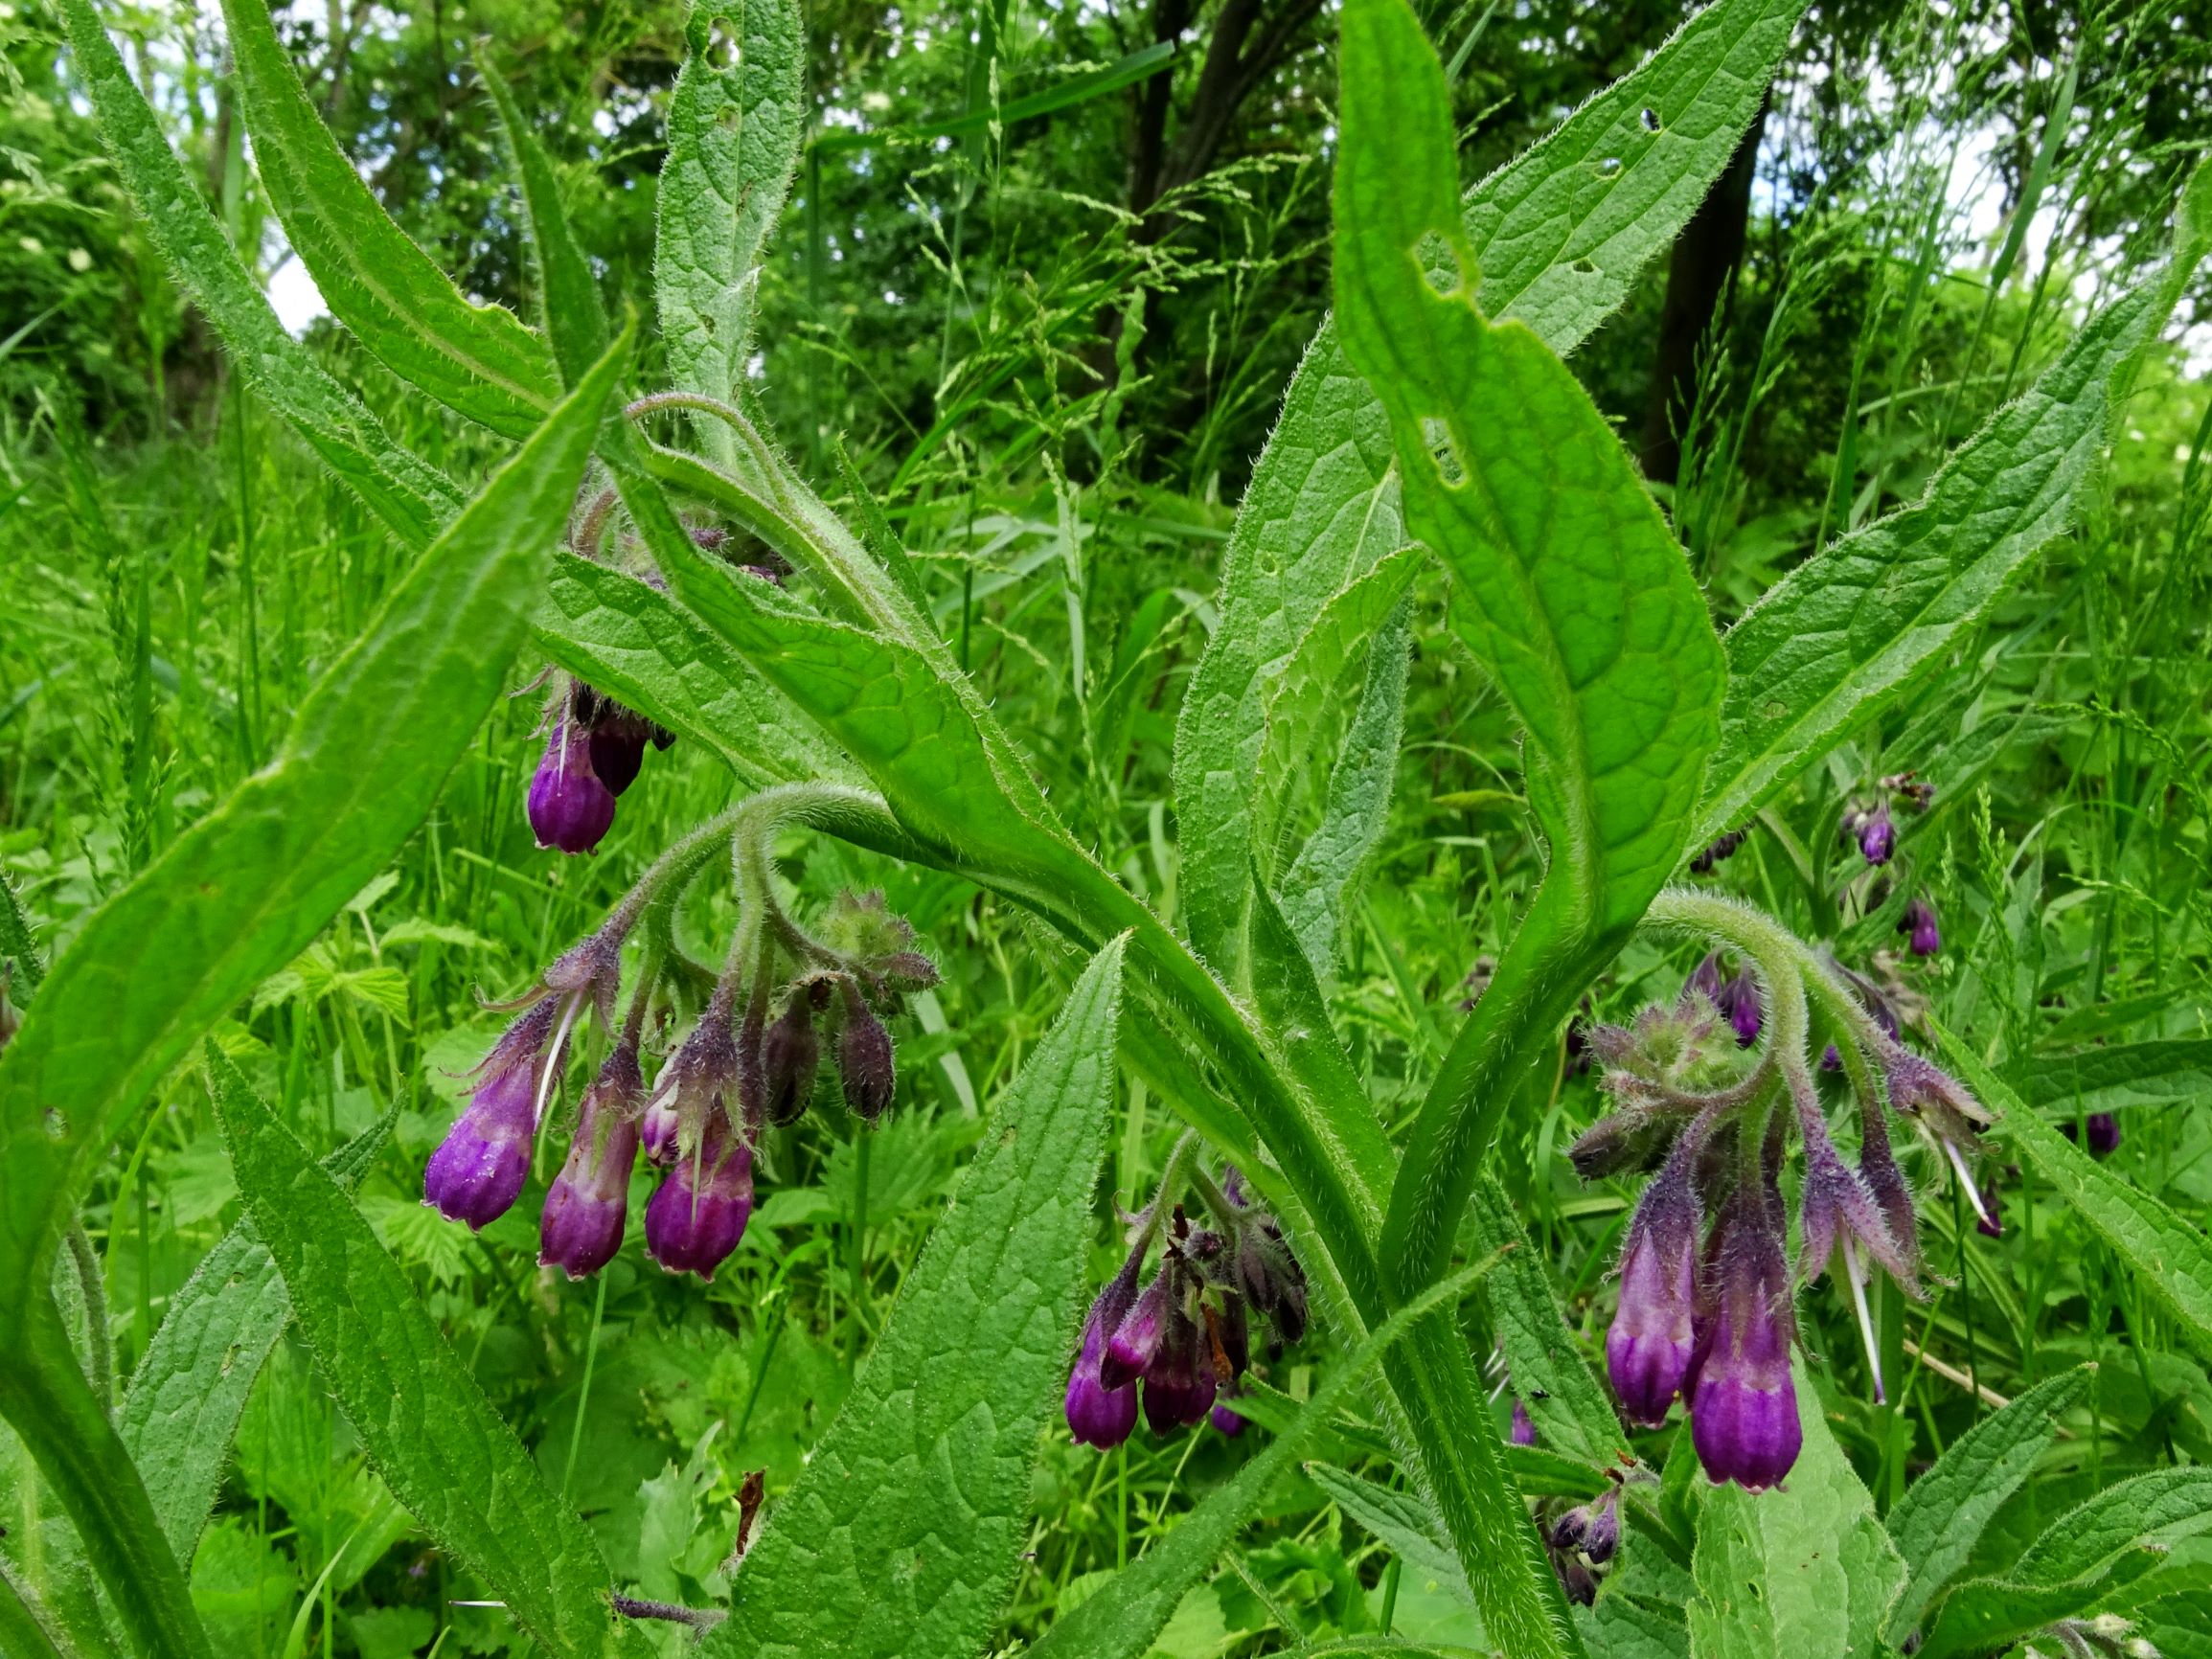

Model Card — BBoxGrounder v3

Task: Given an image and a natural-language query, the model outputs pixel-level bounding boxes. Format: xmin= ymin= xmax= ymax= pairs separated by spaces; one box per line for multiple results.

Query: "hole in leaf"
xmin=1571 ymin=258 xmax=1598 ymax=275
xmin=1422 ymin=416 xmax=1467 ymax=488
xmin=1595 ymin=155 xmax=1623 ymax=179
xmin=1640 ymin=107 xmax=1661 ymax=132
xmin=708 ymin=20 xmax=741 ymax=71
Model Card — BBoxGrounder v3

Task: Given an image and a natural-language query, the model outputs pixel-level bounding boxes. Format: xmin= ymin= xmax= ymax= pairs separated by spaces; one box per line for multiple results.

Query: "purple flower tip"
xmin=1900 ymin=897 xmax=1941 ymax=958
xmin=1211 ymin=1400 xmax=1246 ymax=1437
xmin=644 ymin=1124 xmax=753 ymax=1280
xmin=1607 ymin=1182 xmax=1699 ymax=1428
xmin=1858 ymin=805 xmax=1895 ymax=866
xmin=1066 ymin=1267 xmax=1142 ymax=1449
xmin=2087 ymin=1111 xmax=2121 ymax=1157
xmin=538 ymin=1058 xmax=642 ymax=1279
xmin=1510 ymin=1398 xmax=1537 ymax=1445
xmin=1689 ymin=1212 xmax=1801 ymax=1491
xmin=528 ymin=718 xmax=617 ymax=854
xmin=423 ymin=1064 xmax=536 ymax=1230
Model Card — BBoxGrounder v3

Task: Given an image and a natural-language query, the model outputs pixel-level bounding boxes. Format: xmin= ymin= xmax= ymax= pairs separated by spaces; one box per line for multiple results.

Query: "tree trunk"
xmin=1638 ymin=105 xmax=1767 ymax=485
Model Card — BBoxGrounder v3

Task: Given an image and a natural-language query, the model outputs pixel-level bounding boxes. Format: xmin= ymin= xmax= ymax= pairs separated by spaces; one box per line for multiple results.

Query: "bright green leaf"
xmin=707 ymin=938 xmax=1125 ymax=1659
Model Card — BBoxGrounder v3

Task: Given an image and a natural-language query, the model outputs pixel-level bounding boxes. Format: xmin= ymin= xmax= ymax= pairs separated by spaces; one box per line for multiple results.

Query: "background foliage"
xmin=4 ymin=0 xmax=2212 ymax=1653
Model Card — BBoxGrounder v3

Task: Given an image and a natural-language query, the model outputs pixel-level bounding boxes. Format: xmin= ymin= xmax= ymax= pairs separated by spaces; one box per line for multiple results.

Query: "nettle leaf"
xmin=707 ymin=939 xmax=1124 ymax=1659
xmin=120 ymin=1115 xmax=392 ymax=1566
xmin=1881 ymin=1365 xmax=2091 ymax=1644
xmin=1934 ymin=1020 xmax=2212 ymax=1362
xmin=1174 ymin=0 xmax=1802 ymax=976
xmin=0 ymin=334 xmax=623 ymax=1659
xmin=655 ymin=0 xmax=807 ymax=469
xmin=1026 ymin=1257 xmax=1504 ymax=1659
xmin=218 ymin=0 xmax=561 ymax=437
xmin=1685 ymin=1369 xmax=1904 ymax=1659
xmin=1694 ymin=163 xmax=2212 ymax=845
xmin=1915 ymin=1469 xmax=2212 ymax=1659
xmin=207 ymin=1048 xmax=643 ymax=1659
xmin=536 ymin=553 xmax=857 ymax=788
xmin=59 ymin=0 xmax=460 ymax=550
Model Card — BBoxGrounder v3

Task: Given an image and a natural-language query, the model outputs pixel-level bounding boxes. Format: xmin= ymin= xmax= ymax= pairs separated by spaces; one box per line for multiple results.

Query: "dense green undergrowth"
xmin=3 ymin=0 xmax=2211 ymax=1656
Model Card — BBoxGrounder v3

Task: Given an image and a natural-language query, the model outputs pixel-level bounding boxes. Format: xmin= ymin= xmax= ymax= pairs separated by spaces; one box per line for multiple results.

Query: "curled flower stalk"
xmin=422 ymin=783 xmax=937 ymax=1284
xmin=1563 ymin=888 xmax=1997 ymax=1489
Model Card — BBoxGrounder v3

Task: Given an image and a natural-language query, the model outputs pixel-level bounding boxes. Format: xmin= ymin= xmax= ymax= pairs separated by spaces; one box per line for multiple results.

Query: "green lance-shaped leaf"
xmin=1277 ymin=594 xmax=1411 ymax=979
xmin=1933 ymin=1019 xmax=2212 ymax=1363
xmin=1335 ymin=0 xmax=1720 ymax=1332
xmin=1173 ymin=0 xmax=1802 ymax=976
xmin=206 ymin=1047 xmax=643 ymax=1659
xmin=0 ymin=1564 xmax=75 ymax=1659
xmin=0 ymin=334 xmax=624 ymax=1659
xmin=1881 ymin=1365 xmax=2092 ymax=1644
xmin=2002 ymin=1038 xmax=2212 ymax=1118
xmin=1685 ymin=1366 xmax=1904 ymax=1659
xmin=119 ymin=1111 xmax=392 ymax=1567
xmin=536 ymin=553 xmax=860 ymax=789
xmin=704 ymin=938 xmax=1123 ymax=1659
xmin=59 ymin=0 xmax=459 ymax=550
xmin=1025 ymin=1255 xmax=1505 ymax=1659
xmin=217 ymin=0 xmax=561 ymax=437
xmin=481 ymin=58 xmax=612 ymax=388
xmin=655 ymin=0 xmax=807 ymax=469
xmin=1914 ymin=1468 xmax=2212 ymax=1659
xmin=1693 ymin=163 xmax=2212 ymax=845
xmin=1308 ymin=1465 xmax=1470 ymax=1604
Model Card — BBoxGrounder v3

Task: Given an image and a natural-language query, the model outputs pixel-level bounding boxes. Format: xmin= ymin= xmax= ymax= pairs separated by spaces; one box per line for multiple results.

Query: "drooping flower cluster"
xmin=527 ymin=679 xmax=675 ymax=855
xmin=1571 ymin=892 xmax=1994 ymax=1491
xmin=423 ymin=807 xmax=935 ymax=1284
xmin=1064 ymin=1156 xmax=1308 ymax=1449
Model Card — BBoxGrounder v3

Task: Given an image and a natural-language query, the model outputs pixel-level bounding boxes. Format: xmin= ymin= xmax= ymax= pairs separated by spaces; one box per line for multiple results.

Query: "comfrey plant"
xmin=28 ymin=0 xmax=2211 ymax=1657
xmin=423 ymin=798 xmax=934 ymax=1281
xmin=1576 ymin=890 xmax=1993 ymax=1489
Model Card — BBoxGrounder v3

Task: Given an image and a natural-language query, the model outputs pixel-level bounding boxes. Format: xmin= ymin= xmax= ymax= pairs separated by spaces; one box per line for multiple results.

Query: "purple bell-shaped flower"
xmin=644 ymin=1114 xmax=754 ymax=1280
xmin=1139 ymin=1293 xmax=1218 ymax=1433
xmin=538 ymin=1045 xmax=643 ymax=1279
xmin=423 ymin=1001 xmax=560 ymax=1230
xmin=527 ymin=713 xmax=617 ymax=855
xmin=1607 ymin=1164 xmax=1700 ymax=1427
xmin=1688 ymin=1197 xmax=1801 ymax=1491
xmin=1065 ymin=1259 xmax=1143 ymax=1449
xmin=1856 ymin=803 xmax=1895 ymax=866
xmin=1900 ymin=897 xmax=1941 ymax=958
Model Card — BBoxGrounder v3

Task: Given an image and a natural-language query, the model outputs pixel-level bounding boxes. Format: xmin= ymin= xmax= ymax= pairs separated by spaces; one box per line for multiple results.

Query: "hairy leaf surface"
xmin=2002 ymin=1038 xmax=2212 ymax=1116
xmin=208 ymin=1048 xmax=641 ymax=1659
xmin=709 ymin=939 xmax=1123 ymax=1659
xmin=1695 ymin=165 xmax=2212 ymax=843
xmin=219 ymin=0 xmax=561 ymax=437
xmin=120 ymin=1115 xmax=392 ymax=1566
xmin=1686 ymin=1372 xmax=1904 ymax=1659
xmin=1174 ymin=0 xmax=1801 ymax=973
xmin=60 ymin=0 xmax=460 ymax=548
xmin=1880 ymin=1365 xmax=2091 ymax=1643
xmin=655 ymin=0 xmax=807 ymax=467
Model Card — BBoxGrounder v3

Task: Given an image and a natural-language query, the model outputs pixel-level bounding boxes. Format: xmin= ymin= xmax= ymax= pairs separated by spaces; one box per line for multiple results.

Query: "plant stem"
xmin=560 ymin=1272 xmax=609 ymax=1508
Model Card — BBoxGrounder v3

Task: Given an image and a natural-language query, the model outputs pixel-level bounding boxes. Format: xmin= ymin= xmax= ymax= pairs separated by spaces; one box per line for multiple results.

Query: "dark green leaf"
xmin=481 ymin=57 xmax=611 ymax=387
xmin=219 ymin=0 xmax=561 ymax=437
xmin=59 ymin=0 xmax=459 ymax=549
xmin=2003 ymin=1039 xmax=2212 ymax=1116
xmin=1307 ymin=1464 xmax=1467 ymax=1602
xmin=207 ymin=1047 xmax=641 ymax=1659
xmin=1881 ymin=1365 xmax=2091 ymax=1643
xmin=706 ymin=938 xmax=1124 ymax=1659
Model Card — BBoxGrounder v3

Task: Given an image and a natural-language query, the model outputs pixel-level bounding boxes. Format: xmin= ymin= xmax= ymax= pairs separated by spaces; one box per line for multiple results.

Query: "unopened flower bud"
xmin=1511 ymin=1398 xmax=1536 ymax=1446
xmin=1102 ymin=1269 xmax=1172 ymax=1391
xmin=762 ymin=996 xmax=821 ymax=1127
xmin=2087 ymin=1112 xmax=2121 ymax=1157
xmin=1211 ymin=1398 xmax=1246 ymax=1437
xmin=1139 ymin=1295 xmax=1217 ymax=1434
xmin=1858 ymin=803 xmax=1895 ymax=866
xmin=528 ymin=715 xmax=617 ymax=855
xmin=837 ymin=994 xmax=896 ymax=1122
xmin=423 ymin=1001 xmax=559 ymax=1229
